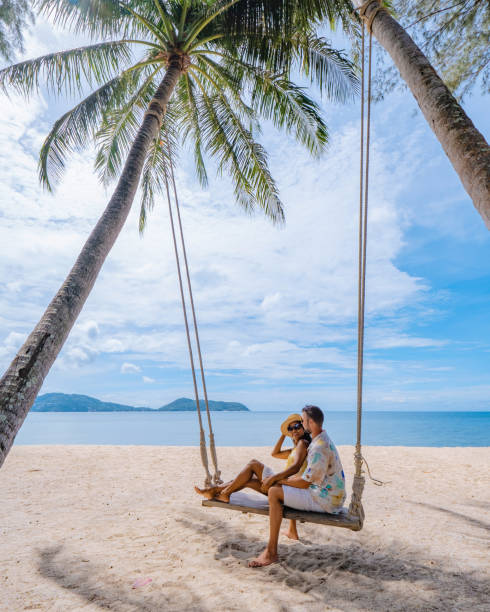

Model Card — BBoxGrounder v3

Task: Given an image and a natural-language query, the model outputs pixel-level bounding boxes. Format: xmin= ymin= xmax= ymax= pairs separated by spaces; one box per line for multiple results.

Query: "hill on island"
xmin=32 ymin=393 xmax=149 ymax=412
xmin=32 ymin=393 xmax=249 ymax=412
xmin=158 ymin=398 xmax=249 ymax=412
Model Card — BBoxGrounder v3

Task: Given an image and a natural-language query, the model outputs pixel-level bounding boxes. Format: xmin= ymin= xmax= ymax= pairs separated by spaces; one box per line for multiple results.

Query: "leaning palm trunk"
xmin=353 ymin=1 xmax=490 ymax=229
xmin=0 ymin=60 xmax=182 ymax=467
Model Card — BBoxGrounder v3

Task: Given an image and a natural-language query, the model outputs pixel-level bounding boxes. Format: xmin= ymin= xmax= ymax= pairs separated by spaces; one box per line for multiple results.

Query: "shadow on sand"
xmin=408 ymin=500 xmax=490 ymax=533
xmin=37 ymin=545 xmax=205 ymax=612
xmin=177 ymin=509 xmax=489 ymax=612
xmin=36 ymin=503 xmax=489 ymax=612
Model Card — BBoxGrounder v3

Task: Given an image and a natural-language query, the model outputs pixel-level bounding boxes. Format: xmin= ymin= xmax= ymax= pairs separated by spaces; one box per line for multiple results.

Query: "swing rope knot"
xmin=348 ymin=474 xmax=365 ymax=524
xmin=357 ymin=0 xmax=386 ymax=33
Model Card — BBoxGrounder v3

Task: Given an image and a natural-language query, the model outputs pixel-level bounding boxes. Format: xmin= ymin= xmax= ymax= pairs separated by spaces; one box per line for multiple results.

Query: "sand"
xmin=1 ymin=445 xmax=489 ymax=611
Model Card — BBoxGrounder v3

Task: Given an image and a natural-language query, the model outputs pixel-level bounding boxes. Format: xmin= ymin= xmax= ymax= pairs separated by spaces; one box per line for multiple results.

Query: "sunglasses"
xmin=288 ymin=422 xmax=303 ymax=432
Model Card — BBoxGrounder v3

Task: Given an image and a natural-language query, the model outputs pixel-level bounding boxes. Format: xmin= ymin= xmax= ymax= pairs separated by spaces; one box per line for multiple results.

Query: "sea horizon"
xmin=14 ymin=410 xmax=490 ymax=447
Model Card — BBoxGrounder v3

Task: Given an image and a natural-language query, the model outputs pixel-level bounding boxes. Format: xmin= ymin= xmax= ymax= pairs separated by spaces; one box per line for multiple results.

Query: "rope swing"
xmin=162 ymin=135 xmax=222 ymax=488
xmin=164 ymin=9 xmax=380 ymax=528
xmin=349 ymin=14 xmax=372 ymax=525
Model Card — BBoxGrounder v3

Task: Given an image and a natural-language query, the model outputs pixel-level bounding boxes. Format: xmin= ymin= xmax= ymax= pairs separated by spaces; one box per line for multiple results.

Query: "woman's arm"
xmin=271 ymin=434 xmax=292 ymax=459
xmin=263 ymin=440 xmax=308 ymax=489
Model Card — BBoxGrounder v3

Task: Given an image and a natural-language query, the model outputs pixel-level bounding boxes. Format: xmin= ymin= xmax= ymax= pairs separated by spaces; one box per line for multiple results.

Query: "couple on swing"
xmin=195 ymin=405 xmax=346 ymax=567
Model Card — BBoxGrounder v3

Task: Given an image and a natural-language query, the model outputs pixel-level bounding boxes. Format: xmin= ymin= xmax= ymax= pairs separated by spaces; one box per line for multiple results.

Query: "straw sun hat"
xmin=280 ymin=413 xmax=304 ymax=437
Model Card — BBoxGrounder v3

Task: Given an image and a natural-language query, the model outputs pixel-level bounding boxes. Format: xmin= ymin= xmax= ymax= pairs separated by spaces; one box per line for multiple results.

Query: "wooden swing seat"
xmin=202 ymin=499 xmax=362 ymax=531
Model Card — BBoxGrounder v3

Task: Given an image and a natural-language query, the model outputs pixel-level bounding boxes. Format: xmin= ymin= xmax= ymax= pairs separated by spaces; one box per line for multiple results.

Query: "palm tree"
xmin=351 ymin=0 xmax=490 ymax=229
xmin=0 ymin=0 xmax=357 ymax=467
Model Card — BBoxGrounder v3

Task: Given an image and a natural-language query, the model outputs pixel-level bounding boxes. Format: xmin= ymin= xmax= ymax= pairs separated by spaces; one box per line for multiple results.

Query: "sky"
xmin=0 ymin=16 xmax=489 ymax=412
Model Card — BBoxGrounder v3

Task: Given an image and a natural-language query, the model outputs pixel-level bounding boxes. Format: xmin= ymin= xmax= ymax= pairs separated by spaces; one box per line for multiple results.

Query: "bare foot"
xmin=194 ymin=485 xmax=219 ymax=500
xmin=282 ymin=529 xmax=300 ymax=541
xmin=248 ymin=549 xmax=278 ymax=568
xmin=215 ymin=491 xmax=230 ymax=503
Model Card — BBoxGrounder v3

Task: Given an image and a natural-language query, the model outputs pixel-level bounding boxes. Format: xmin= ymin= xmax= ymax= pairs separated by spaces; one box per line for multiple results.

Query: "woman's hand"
xmin=271 ymin=434 xmax=290 ymax=459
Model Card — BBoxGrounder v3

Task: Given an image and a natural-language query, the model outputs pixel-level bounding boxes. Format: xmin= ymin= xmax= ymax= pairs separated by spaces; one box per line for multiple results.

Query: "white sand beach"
xmin=1 ymin=445 xmax=489 ymax=611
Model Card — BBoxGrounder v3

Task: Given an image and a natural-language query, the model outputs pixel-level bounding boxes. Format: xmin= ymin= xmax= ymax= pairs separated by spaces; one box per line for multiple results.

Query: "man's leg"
xmin=248 ymin=485 xmax=284 ymax=567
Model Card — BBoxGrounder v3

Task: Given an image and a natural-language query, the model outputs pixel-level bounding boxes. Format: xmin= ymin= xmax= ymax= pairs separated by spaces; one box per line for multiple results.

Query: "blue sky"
xmin=0 ymin=17 xmax=488 ymax=411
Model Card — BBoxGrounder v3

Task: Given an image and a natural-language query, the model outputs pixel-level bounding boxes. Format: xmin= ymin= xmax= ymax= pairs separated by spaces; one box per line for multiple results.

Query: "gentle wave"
xmin=14 ymin=410 xmax=490 ymax=447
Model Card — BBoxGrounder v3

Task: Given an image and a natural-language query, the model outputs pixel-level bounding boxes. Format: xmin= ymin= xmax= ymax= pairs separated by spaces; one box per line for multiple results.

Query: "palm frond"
xmin=197 ymin=51 xmax=328 ymax=156
xmin=95 ymin=66 xmax=162 ymax=185
xmin=139 ymin=136 xmax=164 ymax=233
xmin=151 ymin=0 xmax=177 ymax=41
xmin=193 ymin=54 xmax=256 ymax=125
xmin=190 ymin=68 xmax=284 ymax=223
xmin=219 ymin=0 xmax=354 ymax=38
xmin=0 ymin=40 xmax=132 ymax=97
xmin=36 ymin=0 xmax=129 ymax=39
xmin=36 ymin=0 xmax=172 ymax=41
xmin=212 ymin=31 xmax=357 ymax=102
xmin=0 ymin=0 xmax=33 ymax=61
xmin=139 ymin=108 xmax=179 ymax=232
xmin=174 ymin=74 xmax=208 ymax=187
xmin=121 ymin=3 xmax=169 ymax=46
xmin=39 ymin=70 xmax=143 ymax=190
xmin=292 ymin=33 xmax=359 ymax=101
xmin=183 ymin=0 xmax=242 ymax=50
xmin=248 ymin=70 xmax=328 ymax=157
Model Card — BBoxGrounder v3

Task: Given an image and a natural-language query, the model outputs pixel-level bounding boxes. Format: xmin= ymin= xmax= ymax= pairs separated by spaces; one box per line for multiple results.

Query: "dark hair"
xmin=300 ymin=431 xmax=312 ymax=445
xmin=302 ymin=405 xmax=324 ymax=427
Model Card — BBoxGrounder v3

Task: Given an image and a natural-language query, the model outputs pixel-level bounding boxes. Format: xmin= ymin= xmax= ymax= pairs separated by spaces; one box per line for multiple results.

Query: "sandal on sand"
xmin=132 ymin=577 xmax=152 ymax=588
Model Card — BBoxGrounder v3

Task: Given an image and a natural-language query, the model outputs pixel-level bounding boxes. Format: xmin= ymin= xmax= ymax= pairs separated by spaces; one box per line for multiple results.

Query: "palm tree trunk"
xmin=353 ymin=1 xmax=490 ymax=229
xmin=0 ymin=61 xmax=183 ymax=468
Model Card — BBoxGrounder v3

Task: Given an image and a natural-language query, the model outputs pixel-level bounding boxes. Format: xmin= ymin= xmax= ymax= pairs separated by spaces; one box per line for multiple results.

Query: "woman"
xmin=194 ymin=413 xmax=311 ymax=540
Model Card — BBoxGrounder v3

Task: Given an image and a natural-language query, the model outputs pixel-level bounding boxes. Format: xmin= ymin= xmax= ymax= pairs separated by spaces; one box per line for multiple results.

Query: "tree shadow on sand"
xmin=408 ymin=501 xmax=490 ymax=533
xmin=37 ymin=544 xmax=205 ymax=612
xmin=177 ymin=511 xmax=489 ymax=612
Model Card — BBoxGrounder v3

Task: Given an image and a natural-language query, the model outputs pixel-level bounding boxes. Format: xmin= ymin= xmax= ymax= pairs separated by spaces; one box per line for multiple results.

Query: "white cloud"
xmin=0 ymin=97 xmax=434 ymax=387
xmin=142 ymin=376 xmax=155 ymax=383
xmin=76 ymin=320 xmax=99 ymax=340
xmin=376 ymin=385 xmax=490 ymax=410
xmin=0 ymin=331 xmax=26 ymax=362
xmin=371 ymin=334 xmax=447 ymax=349
xmin=60 ymin=346 xmax=98 ymax=369
xmin=121 ymin=362 xmax=141 ymax=374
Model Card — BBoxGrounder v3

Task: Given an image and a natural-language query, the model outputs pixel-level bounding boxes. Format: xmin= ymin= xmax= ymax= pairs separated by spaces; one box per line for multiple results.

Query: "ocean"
xmin=13 ymin=411 xmax=490 ymax=447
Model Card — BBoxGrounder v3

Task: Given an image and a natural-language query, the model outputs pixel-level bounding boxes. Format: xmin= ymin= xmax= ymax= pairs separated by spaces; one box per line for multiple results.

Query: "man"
xmin=248 ymin=405 xmax=346 ymax=568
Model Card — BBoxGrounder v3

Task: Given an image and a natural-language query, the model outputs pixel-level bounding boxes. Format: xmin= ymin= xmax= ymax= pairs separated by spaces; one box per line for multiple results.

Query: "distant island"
xmin=32 ymin=393 xmax=249 ymax=412
xmin=160 ymin=398 xmax=249 ymax=412
xmin=32 ymin=393 xmax=148 ymax=412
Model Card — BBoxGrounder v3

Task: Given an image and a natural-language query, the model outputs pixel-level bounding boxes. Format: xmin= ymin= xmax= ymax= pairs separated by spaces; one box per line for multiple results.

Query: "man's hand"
xmin=261 ymin=475 xmax=277 ymax=493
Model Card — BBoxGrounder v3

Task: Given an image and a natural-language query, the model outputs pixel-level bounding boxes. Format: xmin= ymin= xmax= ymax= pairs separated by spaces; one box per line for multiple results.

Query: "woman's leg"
xmin=223 ymin=477 xmax=265 ymax=496
xmin=217 ymin=459 xmax=266 ymax=502
xmin=195 ymin=459 xmax=266 ymax=502
xmin=194 ymin=476 xmax=265 ymax=500
xmin=283 ymin=519 xmax=300 ymax=540
xmin=194 ymin=481 xmax=230 ymax=500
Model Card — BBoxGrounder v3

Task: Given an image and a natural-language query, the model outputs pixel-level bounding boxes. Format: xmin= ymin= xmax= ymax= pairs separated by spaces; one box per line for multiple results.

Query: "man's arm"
xmin=301 ymin=444 xmax=331 ymax=487
xmin=275 ymin=475 xmax=310 ymax=489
